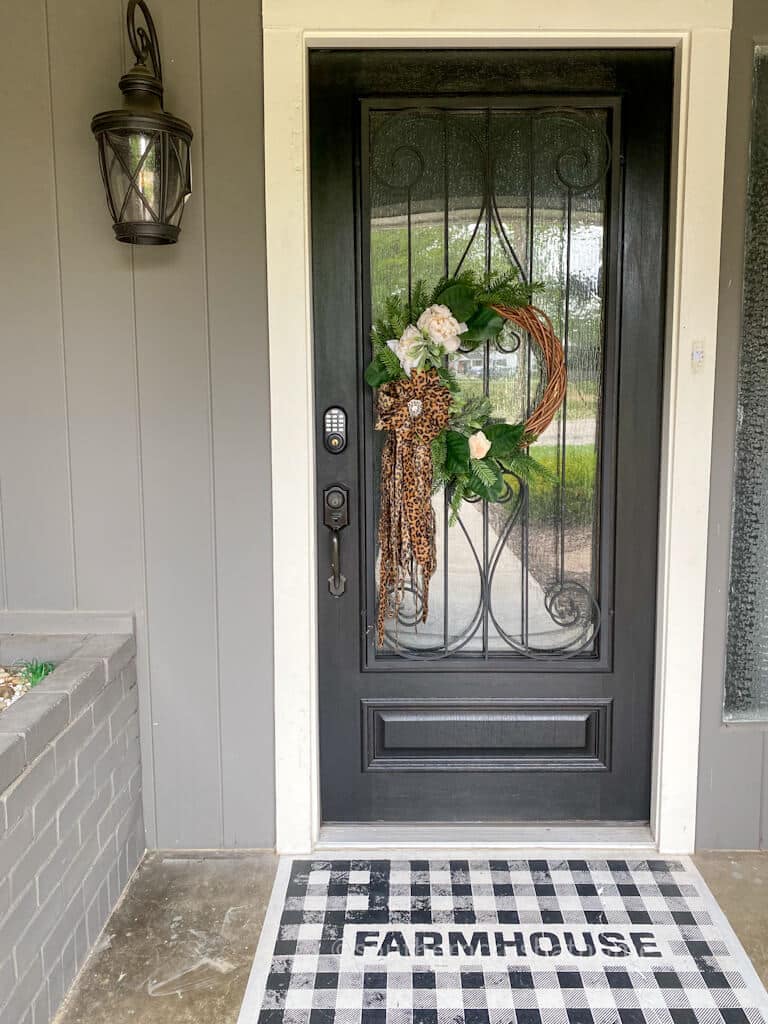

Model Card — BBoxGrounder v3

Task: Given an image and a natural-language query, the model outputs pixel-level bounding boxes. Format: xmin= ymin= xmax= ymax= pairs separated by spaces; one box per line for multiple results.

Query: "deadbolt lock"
xmin=323 ymin=485 xmax=349 ymax=531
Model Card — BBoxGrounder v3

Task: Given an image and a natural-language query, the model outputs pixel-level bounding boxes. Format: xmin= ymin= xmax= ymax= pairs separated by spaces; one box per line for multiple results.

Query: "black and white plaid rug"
xmin=238 ymin=857 xmax=768 ymax=1024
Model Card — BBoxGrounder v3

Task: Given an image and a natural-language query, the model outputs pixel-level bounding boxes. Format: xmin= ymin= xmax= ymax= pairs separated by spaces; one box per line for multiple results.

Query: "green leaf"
xmin=460 ymin=307 xmax=504 ymax=345
xmin=16 ymin=659 xmax=56 ymax=687
xmin=364 ymin=355 xmax=399 ymax=387
xmin=436 ymin=366 xmax=460 ymax=392
xmin=444 ymin=431 xmax=470 ymax=476
xmin=448 ymin=480 xmax=467 ymax=525
xmin=449 ymin=393 xmax=492 ymax=434
xmin=432 ymin=282 xmax=478 ymax=323
xmin=429 ymin=270 xmax=478 ymax=305
xmin=409 ymin=280 xmax=430 ymax=321
xmin=476 ymin=270 xmax=539 ymax=309
xmin=378 ymin=344 xmax=402 ymax=378
xmin=469 ymin=458 xmax=505 ymax=501
xmin=500 ymin=450 xmax=554 ymax=483
xmin=431 ymin=432 xmax=448 ymax=486
xmin=485 ymin=422 xmax=526 ymax=459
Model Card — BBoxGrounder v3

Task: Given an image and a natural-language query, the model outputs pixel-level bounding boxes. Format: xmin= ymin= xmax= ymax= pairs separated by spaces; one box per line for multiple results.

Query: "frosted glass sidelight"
xmin=724 ymin=46 xmax=768 ymax=721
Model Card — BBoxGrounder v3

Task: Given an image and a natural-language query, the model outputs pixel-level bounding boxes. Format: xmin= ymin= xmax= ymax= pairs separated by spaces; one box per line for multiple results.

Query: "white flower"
xmin=416 ymin=303 xmax=467 ymax=352
xmin=468 ymin=430 xmax=491 ymax=460
xmin=387 ymin=324 xmax=424 ymax=376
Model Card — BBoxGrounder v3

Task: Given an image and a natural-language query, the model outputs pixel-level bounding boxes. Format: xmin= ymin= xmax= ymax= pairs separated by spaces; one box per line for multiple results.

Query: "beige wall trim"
xmin=262 ymin=2 xmax=732 ymax=854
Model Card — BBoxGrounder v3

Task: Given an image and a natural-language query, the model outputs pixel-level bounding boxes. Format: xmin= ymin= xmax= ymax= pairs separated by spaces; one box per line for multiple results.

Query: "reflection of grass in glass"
xmin=526 ymin=445 xmax=597 ymax=527
xmin=371 ymin=223 xmax=443 ymax=312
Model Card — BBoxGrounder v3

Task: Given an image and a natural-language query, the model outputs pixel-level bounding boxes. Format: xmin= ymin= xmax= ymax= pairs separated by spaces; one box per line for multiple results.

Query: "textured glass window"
xmin=368 ymin=105 xmax=609 ymax=658
xmin=724 ymin=46 xmax=768 ymax=721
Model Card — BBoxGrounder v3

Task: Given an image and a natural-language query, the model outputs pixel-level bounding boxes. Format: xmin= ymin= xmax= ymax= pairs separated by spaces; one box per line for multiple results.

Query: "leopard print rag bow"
xmin=375 ymin=369 xmax=452 ymax=647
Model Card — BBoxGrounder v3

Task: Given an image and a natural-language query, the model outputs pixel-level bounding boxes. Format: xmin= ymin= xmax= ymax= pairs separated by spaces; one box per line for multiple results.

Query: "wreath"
xmin=365 ymin=270 xmax=567 ymax=645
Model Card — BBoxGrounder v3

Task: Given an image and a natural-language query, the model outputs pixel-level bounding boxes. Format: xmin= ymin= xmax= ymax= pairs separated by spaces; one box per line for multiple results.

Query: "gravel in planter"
xmin=0 ymin=661 xmax=56 ymax=713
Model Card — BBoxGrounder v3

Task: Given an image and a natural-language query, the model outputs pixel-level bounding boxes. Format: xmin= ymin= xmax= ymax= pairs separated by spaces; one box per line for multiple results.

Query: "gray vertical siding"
xmin=2 ymin=2 xmax=76 ymax=611
xmin=0 ymin=0 xmax=274 ymax=849
xmin=4 ymin=0 xmax=765 ymax=853
xmin=698 ymin=0 xmax=768 ymax=850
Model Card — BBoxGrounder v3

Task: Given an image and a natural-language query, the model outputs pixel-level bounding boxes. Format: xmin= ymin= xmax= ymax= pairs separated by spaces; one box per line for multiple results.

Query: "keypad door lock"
xmin=323 ymin=407 xmax=347 ymax=453
xmin=323 ymin=485 xmax=349 ymax=597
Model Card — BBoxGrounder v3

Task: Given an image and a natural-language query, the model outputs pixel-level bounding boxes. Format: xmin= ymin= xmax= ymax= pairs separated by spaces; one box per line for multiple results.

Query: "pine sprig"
xmin=431 ymin=434 xmax=448 ymax=491
xmin=475 ymin=270 xmax=539 ymax=309
xmin=449 ymin=480 xmax=467 ymax=525
xmin=429 ymin=269 xmax=479 ymax=306
xmin=470 ymin=457 xmax=498 ymax=489
xmin=409 ymin=281 xmax=430 ymax=321
xmin=450 ymin=393 xmax=493 ymax=435
xmin=371 ymin=292 xmax=411 ymax=348
xmin=436 ymin=367 xmax=460 ymax=393
xmin=378 ymin=344 xmax=402 ymax=378
xmin=499 ymin=450 xmax=554 ymax=483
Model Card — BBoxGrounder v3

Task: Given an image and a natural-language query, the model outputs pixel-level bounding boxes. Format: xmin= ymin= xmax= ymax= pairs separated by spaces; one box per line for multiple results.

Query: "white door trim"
xmin=262 ymin=3 xmax=732 ymax=855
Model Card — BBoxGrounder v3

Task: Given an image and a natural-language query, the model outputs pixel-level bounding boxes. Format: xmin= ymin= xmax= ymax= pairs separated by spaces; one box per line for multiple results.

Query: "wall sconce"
xmin=91 ymin=0 xmax=193 ymax=245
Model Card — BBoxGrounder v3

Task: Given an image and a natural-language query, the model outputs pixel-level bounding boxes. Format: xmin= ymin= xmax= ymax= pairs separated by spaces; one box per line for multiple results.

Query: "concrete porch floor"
xmin=52 ymin=851 xmax=768 ymax=1024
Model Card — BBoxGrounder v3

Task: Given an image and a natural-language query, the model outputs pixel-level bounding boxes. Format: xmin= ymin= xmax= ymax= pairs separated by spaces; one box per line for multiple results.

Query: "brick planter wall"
xmin=0 ymin=634 xmax=144 ymax=1024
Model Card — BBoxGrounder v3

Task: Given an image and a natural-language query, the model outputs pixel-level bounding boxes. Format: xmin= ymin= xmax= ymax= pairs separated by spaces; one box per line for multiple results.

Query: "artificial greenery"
xmin=431 ymin=420 xmax=550 ymax=522
xmin=366 ymin=269 xmax=538 ymax=388
xmin=368 ymin=270 xmax=550 ymax=522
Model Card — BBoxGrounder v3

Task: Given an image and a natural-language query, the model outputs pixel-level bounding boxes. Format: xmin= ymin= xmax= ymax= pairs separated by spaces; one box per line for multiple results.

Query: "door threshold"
xmin=317 ymin=822 xmax=655 ymax=851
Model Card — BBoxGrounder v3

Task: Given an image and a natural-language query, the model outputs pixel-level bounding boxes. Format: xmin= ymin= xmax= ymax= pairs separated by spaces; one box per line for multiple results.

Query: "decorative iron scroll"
xmin=369 ymin=106 xmax=611 ymax=659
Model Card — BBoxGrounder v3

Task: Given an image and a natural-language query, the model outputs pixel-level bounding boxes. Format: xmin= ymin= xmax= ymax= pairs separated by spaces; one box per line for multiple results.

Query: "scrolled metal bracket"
xmin=126 ymin=0 xmax=163 ymax=83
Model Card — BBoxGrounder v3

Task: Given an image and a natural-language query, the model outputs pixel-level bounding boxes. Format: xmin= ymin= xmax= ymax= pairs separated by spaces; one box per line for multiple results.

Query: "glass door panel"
xmin=368 ymin=103 xmax=611 ymax=659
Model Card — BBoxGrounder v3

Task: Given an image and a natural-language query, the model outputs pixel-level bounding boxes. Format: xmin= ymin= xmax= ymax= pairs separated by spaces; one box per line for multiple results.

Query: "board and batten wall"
xmin=3 ymin=0 xmax=767 ymax=853
xmin=0 ymin=0 xmax=274 ymax=848
xmin=697 ymin=0 xmax=768 ymax=850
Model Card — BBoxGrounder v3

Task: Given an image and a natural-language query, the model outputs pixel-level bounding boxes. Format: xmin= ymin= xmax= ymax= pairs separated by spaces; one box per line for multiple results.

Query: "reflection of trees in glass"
xmin=370 ymin=215 xmax=601 ymax=423
xmin=368 ymin=106 xmax=607 ymax=654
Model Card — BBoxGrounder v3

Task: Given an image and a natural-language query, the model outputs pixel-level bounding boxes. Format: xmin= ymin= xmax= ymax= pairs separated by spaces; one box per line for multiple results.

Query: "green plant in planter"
xmin=16 ymin=660 xmax=56 ymax=687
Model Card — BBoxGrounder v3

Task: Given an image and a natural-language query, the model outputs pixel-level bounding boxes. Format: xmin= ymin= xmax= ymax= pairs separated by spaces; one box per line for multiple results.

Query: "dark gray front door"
xmin=311 ymin=49 xmax=671 ymax=823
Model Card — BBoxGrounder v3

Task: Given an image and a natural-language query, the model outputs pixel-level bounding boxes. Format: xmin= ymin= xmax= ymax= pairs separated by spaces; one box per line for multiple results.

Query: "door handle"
xmin=329 ymin=532 xmax=346 ymax=597
xmin=323 ymin=485 xmax=349 ymax=598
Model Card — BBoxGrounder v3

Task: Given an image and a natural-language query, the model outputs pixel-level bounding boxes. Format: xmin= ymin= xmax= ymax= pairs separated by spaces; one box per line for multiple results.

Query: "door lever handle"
xmin=323 ymin=485 xmax=349 ymax=598
xmin=328 ymin=532 xmax=346 ymax=597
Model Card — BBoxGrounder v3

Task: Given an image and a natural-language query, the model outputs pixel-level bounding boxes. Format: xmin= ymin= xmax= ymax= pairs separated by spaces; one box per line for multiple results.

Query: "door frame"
xmin=261 ymin=1 xmax=732 ymax=854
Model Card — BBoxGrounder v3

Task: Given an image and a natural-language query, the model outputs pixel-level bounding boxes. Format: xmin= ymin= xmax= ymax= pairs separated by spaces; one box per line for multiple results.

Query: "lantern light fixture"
xmin=91 ymin=0 xmax=193 ymax=245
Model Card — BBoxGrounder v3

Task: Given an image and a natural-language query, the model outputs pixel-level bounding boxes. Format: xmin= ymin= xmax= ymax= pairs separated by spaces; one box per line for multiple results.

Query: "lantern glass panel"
xmin=165 ymin=137 xmax=192 ymax=225
xmin=105 ymin=130 xmax=161 ymax=222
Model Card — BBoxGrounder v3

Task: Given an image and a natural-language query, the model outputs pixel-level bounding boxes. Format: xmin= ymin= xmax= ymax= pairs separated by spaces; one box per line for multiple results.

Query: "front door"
xmin=311 ymin=49 xmax=671 ymax=824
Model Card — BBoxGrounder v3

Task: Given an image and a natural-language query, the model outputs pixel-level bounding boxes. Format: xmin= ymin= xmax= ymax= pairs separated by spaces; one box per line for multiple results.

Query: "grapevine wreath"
xmin=366 ymin=271 xmax=567 ymax=646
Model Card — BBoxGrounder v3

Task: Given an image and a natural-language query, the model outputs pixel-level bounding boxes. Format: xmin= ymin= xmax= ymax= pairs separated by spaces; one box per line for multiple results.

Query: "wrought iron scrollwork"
xmin=370 ymin=103 xmax=610 ymax=659
xmin=379 ymin=479 xmax=600 ymax=659
xmin=544 ymin=113 xmax=612 ymax=193
xmin=127 ymin=0 xmax=163 ymax=83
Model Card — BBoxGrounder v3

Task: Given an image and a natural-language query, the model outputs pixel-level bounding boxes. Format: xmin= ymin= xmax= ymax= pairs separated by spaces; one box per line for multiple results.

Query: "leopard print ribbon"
xmin=375 ymin=369 xmax=452 ymax=647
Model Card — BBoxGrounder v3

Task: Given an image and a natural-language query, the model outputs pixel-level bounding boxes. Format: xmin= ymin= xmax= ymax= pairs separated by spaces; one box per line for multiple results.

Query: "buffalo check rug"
xmin=237 ymin=856 xmax=768 ymax=1024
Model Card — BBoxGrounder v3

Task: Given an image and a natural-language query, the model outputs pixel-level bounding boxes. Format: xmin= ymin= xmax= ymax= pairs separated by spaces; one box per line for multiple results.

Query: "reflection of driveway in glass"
xmin=538 ymin=417 xmax=596 ymax=446
xmin=380 ymin=497 xmax=588 ymax=654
